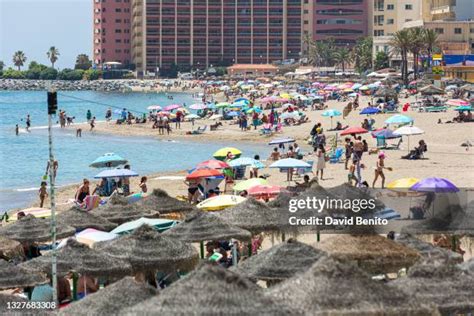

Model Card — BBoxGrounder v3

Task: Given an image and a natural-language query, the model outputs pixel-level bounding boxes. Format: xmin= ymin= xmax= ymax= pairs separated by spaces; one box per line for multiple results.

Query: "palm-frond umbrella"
xmin=268 ymin=256 xmax=437 ymax=315
xmin=395 ymin=234 xmax=463 ymax=264
xmin=19 ymin=239 xmax=132 ymax=278
xmin=134 ymin=189 xmax=195 ymax=215
xmin=122 ymin=263 xmax=302 ymax=315
xmin=57 ymin=277 xmax=157 ymax=316
xmin=314 ymin=234 xmax=420 ymax=275
xmin=0 ymin=236 xmax=24 ymax=262
xmin=232 ymin=239 xmax=326 ymax=282
xmin=0 ymin=259 xmax=47 ymax=289
xmin=94 ymin=225 xmax=199 ymax=272
xmin=58 ymin=206 xmax=117 ymax=232
xmin=0 ymin=214 xmax=75 ymax=243
xmin=419 ymin=84 xmax=445 ymax=95
xmin=459 ymin=257 xmax=474 ymax=274
xmin=92 ymin=203 xmax=160 ymax=225
xmin=390 ymin=262 xmax=474 ymax=315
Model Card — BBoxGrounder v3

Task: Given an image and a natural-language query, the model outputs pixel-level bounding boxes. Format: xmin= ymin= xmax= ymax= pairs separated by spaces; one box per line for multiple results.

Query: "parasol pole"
xmin=47 ymin=89 xmax=58 ymax=307
xmin=200 ymin=241 xmax=205 ymax=259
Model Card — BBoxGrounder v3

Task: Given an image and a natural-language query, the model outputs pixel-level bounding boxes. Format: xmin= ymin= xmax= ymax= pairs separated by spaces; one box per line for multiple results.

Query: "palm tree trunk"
xmin=413 ymin=53 xmax=418 ymax=80
xmin=342 ymin=61 xmax=345 ymax=73
xmin=17 ymin=65 xmax=20 ymax=71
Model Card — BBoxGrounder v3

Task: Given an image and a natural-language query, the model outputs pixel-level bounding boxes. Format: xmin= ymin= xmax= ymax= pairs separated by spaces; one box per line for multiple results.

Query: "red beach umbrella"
xmin=186 ymin=168 xmax=223 ymax=180
xmin=247 ymin=185 xmax=284 ymax=198
xmin=340 ymin=127 xmax=368 ymax=136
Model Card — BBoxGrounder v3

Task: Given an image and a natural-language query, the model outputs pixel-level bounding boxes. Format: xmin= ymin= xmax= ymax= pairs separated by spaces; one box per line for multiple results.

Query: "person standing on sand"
xmin=90 ymin=117 xmax=96 ymax=131
xmin=315 ymin=144 xmax=326 ymax=180
xmin=86 ymin=110 xmax=92 ymax=123
xmin=39 ymin=181 xmax=48 ymax=208
xmin=139 ymin=176 xmax=148 ymax=193
xmin=373 ymin=152 xmax=390 ymax=188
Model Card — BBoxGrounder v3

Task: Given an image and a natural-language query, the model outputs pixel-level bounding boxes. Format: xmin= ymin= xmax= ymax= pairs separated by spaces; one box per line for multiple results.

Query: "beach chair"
xmin=297 ymin=160 xmax=314 ymax=175
xmin=329 ymin=148 xmax=344 ymax=163
xmin=385 ymin=138 xmax=402 ymax=150
xmin=260 ymin=124 xmax=273 ymax=136
xmin=373 ymin=208 xmax=401 ymax=220
xmin=376 ymin=137 xmax=387 ymax=149
xmin=191 ymin=125 xmax=207 ymax=135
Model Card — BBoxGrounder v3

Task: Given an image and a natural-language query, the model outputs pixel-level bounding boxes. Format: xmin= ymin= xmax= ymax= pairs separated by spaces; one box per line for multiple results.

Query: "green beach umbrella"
xmin=215 ymin=102 xmax=230 ymax=108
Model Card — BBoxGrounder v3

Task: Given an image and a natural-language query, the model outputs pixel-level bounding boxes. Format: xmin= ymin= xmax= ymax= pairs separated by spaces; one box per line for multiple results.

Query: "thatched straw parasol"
xmin=0 ymin=214 xmax=75 ymax=243
xmin=0 ymin=293 xmax=27 ymax=313
xmin=390 ymin=261 xmax=474 ymax=315
xmin=268 ymin=256 xmax=437 ymax=315
xmin=232 ymin=239 xmax=326 ymax=281
xmin=459 ymin=257 xmax=474 ymax=274
xmin=58 ymin=277 xmax=157 ymax=316
xmin=135 ymin=189 xmax=195 ymax=214
xmin=216 ymin=197 xmax=288 ymax=233
xmin=91 ymin=203 xmax=160 ymax=225
xmin=122 ymin=263 xmax=303 ymax=315
xmin=19 ymin=239 xmax=132 ymax=278
xmin=163 ymin=211 xmax=252 ymax=242
xmin=314 ymin=234 xmax=420 ymax=274
xmin=395 ymin=234 xmax=463 ymax=264
xmin=0 ymin=259 xmax=47 ymax=289
xmin=0 ymin=236 xmax=24 ymax=262
xmin=94 ymin=225 xmax=199 ymax=272
xmin=419 ymin=84 xmax=445 ymax=95
xmin=58 ymin=206 xmax=117 ymax=232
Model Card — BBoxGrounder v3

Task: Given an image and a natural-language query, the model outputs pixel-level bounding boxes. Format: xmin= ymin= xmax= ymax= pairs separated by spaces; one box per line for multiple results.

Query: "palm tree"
xmin=333 ymin=48 xmax=352 ymax=73
xmin=47 ymin=46 xmax=60 ymax=68
xmin=390 ymin=29 xmax=411 ymax=85
xmin=352 ymin=37 xmax=373 ymax=73
xmin=422 ymin=29 xmax=439 ymax=70
xmin=12 ymin=51 xmax=27 ymax=70
xmin=407 ymin=27 xmax=424 ymax=80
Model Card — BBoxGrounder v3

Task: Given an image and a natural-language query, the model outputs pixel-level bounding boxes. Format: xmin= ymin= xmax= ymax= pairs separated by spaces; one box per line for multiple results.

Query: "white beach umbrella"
xmin=394 ymin=126 xmax=424 ymax=152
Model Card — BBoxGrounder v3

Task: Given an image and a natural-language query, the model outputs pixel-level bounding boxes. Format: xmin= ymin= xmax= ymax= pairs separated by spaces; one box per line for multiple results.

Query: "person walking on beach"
xmin=15 ymin=124 xmax=19 ymax=136
xmin=315 ymin=144 xmax=326 ymax=180
xmin=372 ymin=152 xmax=389 ymax=188
xmin=105 ymin=108 xmax=112 ymax=121
xmin=45 ymin=160 xmax=59 ymax=181
xmin=26 ymin=114 xmax=31 ymax=132
xmin=344 ymin=138 xmax=353 ymax=170
xmin=39 ymin=181 xmax=48 ymax=208
xmin=90 ymin=117 xmax=96 ymax=131
xmin=139 ymin=176 xmax=148 ymax=193
xmin=86 ymin=110 xmax=92 ymax=122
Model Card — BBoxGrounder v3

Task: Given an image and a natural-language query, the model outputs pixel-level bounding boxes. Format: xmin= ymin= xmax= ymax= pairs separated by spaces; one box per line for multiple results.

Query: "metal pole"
xmin=47 ymin=91 xmax=58 ymax=307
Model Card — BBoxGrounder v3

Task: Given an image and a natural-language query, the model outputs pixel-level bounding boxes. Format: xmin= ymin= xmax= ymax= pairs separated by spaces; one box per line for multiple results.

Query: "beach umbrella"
xmin=359 ymin=85 xmax=369 ymax=91
xmin=419 ymin=84 xmax=445 ymax=95
xmin=269 ymin=158 xmax=310 ymax=169
xmin=393 ymin=125 xmax=424 ymax=151
xmin=95 ymin=225 xmax=199 ymax=272
xmin=75 ymin=228 xmax=118 ymax=247
xmin=351 ymin=83 xmax=362 ymax=90
xmin=134 ymin=189 xmax=195 ymax=215
xmin=0 ymin=260 xmax=47 ymax=289
xmin=110 ymin=217 xmax=177 ymax=235
xmin=57 ymin=277 xmax=157 ymax=316
xmin=459 ymin=258 xmax=474 ymax=274
xmin=163 ymin=104 xmax=181 ymax=111
xmin=208 ymin=114 xmax=222 ymax=120
xmin=189 ymin=103 xmax=207 ymax=110
xmin=186 ymin=168 xmax=223 ymax=180
xmin=387 ymin=178 xmax=420 ymax=189
xmin=247 ymin=184 xmax=284 ymax=198
xmin=360 ymin=107 xmax=380 ymax=115
xmin=226 ymin=111 xmax=239 ymax=117
xmin=233 ymin=178 xmax=268 ymax=191
xmin=196 ymin=159 xmax=230 ymax=170
xmin=92 ymin=200 xmax=161 ymax=225
xmin=339 ymin=126 xmax=369 ymax=136
xmin=268 ymin=138 xmax=295 ymax=145
xmin=185 ymin=113 xmax=200 ymax=120
xmin=395 ymin=234 xmax=463 ymax=264
xmin=57 ymin=206 xmax=117 ymax=232
xmin=280 ymin=112 xmax=299 ymax=120
xmin=321 ymin=109 xmax=342 ymax=117
xmin=147 ymin=105 xmax=162 ymax=111
xmin=268 ymin=256 xmax=435 ymax=315
xmin=0 ymin=214 xmax=75 ymax=243
xmin=197 ymin=195 xmax=246 ymax=211
xmin=390 ymin=262 xmax=474 ymax=315
xmin=94 ymin=168 xmax=138 ymax=179
xmin=232 ymin=239 xmax=327 ymax=281
xmin=8 ymin=207 xmax=52 ymax=220
xmin=215 ymin=102 xmax=230 ymax=108
xmin=410 ymin=177 xmax=459 ymax=193
xmin=385 ymin=114 xmax=413 ymax=125
xmin=216 ymin=198 xmax=287 ymax=233
xmin=234 ymin=97 xmax=249 ymax=103
xmin=228 ymin=157 xmax=264 ymax=169
xmin=20 ymin=239 xmax=132 ymax=278
xmin=314 ymin=235 xmax=420 ymax=275
xmin=163 ymin=211 xmax=251 ymax=242
xmin=157 ymin=111 xmax=171 ymax=116
xmin=371 ymin=128 xmax=401 ymax=139
xmin=90 ymin=153 xmax=127 ymax=168
xmin=0 ymin=236 xmax=24 ymax=262
xmin=245 ymin=107 xmax=262 ymax=114
xmin=123 ymin=264 xmax=298 ymax=315
xmin=454 ymin=105 xmax=472 ymax=111
xmin=213 ymin=147 xmax=242 ymax=160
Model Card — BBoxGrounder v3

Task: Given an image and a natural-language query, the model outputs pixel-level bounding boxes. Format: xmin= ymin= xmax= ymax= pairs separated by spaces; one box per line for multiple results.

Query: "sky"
xmin=0 ymin=0 xmax=92 ymax=69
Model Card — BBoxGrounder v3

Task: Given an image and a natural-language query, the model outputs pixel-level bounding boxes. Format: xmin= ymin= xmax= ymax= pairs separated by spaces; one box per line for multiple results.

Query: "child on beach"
xmin=39 ymin=181 xmax=48 ymax=208
xmin=139 ymin=176 xmax=148 ymax=193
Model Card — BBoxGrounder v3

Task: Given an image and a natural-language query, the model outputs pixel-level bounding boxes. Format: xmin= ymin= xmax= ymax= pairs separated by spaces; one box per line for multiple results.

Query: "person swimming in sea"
xmin=26 ymin=114 xmax=31 ymax=132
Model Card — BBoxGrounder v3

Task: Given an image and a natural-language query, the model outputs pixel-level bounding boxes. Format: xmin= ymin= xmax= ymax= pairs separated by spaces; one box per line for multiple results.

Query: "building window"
xmin=115 ymin=29 xmax=122 ymax=33
xmin=435 ymin=28 xmax=444 ymax=34
xmin=115 ymin=19 xmax=122 ymax=23
xmin=470 ymin=28 xmax=474 ymax=33
xmin=115 ymin=39 xmax=122 ymax=43
xmin=405 ymin=19 xmax=412 ymax=22
xmin=115 ymin=8 xmax=121 ymax=12
xmin=374 ymin=30 xmax=384 ymax=36
xmin=387 ymin=19 xmax=394 ymax=24
xmin=454 ymin=28 xmax=462 ymax=34
xmin=303 ymin=10 xmax=308 ymax=14
xmin=387 ymin=4 xmax=394 ymax=10
xmin=304 ymin=20 xmax=308 ymax=24
xmin=405 ymin=4 xmax=412 ymax=10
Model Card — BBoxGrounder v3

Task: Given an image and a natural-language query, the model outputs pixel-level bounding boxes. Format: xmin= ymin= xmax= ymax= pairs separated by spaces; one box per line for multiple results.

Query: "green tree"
xmin=25 ymin=62 xmax=48 ymax=79
xmin=75 ymin=54 xmax=92 ymax=70
xmin=84 ymin=69 xmax=101 ymax=80
xmin=12 ymin=51 xmax=27 ymax=70
xmin=39 ymin=68 xmax=59 ymax=80
xmin=390 ymin=29 xmax=411 ymax=85
xmin=58 ymin=68 xmax=84 ymax=80
xmin=422 ymin=29 xmax=439 ymax=70
xmin=0 ymin=61 xmax=4 ymax=71
xmin=333 ymin=48 xmax=352 ymax=73
xmin=2 ymin=68 xmax=26 ymax=79
xmin=47 ymin=46 xmax=60 ymax=69
xmin=374 ymin=51 xmax=390 ymax=70
xmin=352 ymin=37 xmax=373 ymax=73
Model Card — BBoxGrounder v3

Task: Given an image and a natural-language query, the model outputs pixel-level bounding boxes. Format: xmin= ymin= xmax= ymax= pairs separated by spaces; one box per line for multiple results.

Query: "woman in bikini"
xmin=75 ymin=179 xmax=90 ymax=203
xmin=372 ymin=152 xmax=387 ymax=188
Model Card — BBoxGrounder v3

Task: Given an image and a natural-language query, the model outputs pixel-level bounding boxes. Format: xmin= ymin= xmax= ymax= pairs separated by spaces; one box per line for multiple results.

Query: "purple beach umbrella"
xmin=410 ymin=177 xmax=459 ymax=193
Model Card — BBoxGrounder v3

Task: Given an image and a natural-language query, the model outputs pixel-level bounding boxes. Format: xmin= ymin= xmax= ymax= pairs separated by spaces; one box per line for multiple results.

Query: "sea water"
xmin=0 ymin=91 xmax=266 ymax=211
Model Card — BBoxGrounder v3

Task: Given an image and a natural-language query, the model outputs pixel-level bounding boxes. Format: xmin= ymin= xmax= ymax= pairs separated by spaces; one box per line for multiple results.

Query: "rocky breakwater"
xmin=0 ymin=79 xmax=164 ymax=92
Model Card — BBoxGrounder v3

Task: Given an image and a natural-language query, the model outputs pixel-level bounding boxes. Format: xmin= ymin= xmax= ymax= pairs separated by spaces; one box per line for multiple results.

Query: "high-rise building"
xmin=93 ymin=0 xmax=132 ymax=68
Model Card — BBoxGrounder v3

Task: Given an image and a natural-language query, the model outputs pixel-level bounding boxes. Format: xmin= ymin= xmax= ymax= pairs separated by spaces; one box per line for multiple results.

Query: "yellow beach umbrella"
xmin=213 ymin=147 xmax=242 ymax=160
xmin=233 ymin=178 xmax=268 ymax=192
xmin=280 ymin=93 xmax=292 ymax=99
xmin=197 ymin=195 xmax=247 ymax=211
xmin=387 ymin=178 xmax=420 ymax=189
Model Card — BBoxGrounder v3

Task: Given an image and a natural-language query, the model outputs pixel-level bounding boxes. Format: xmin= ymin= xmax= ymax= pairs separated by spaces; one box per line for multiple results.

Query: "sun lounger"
xmin=191 ymin=125 xmax=207 ymax=135
xmin=329 ymin=148 xmax=344 ymax=163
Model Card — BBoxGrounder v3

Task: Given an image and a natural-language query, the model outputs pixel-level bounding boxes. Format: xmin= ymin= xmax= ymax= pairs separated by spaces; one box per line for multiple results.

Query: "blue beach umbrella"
xmin=228 ymin=157 xmax=265 ymax=169
xmin=371 ymin=129 xmax=401 ymax=139
xmin=234 ymin=97 xmax=249 ymax=103
xmin=226 ymin=111 xmax=239 ymax=117
xmin=360 ymin=107 xmax=381 ymax=115
xmin=385 ymin=114 xmax=413 ymax=125
xmin=90 ymin=153 xmax=128 ymax=168
xmin=94 ymin=168 xmax=138 ymax=179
